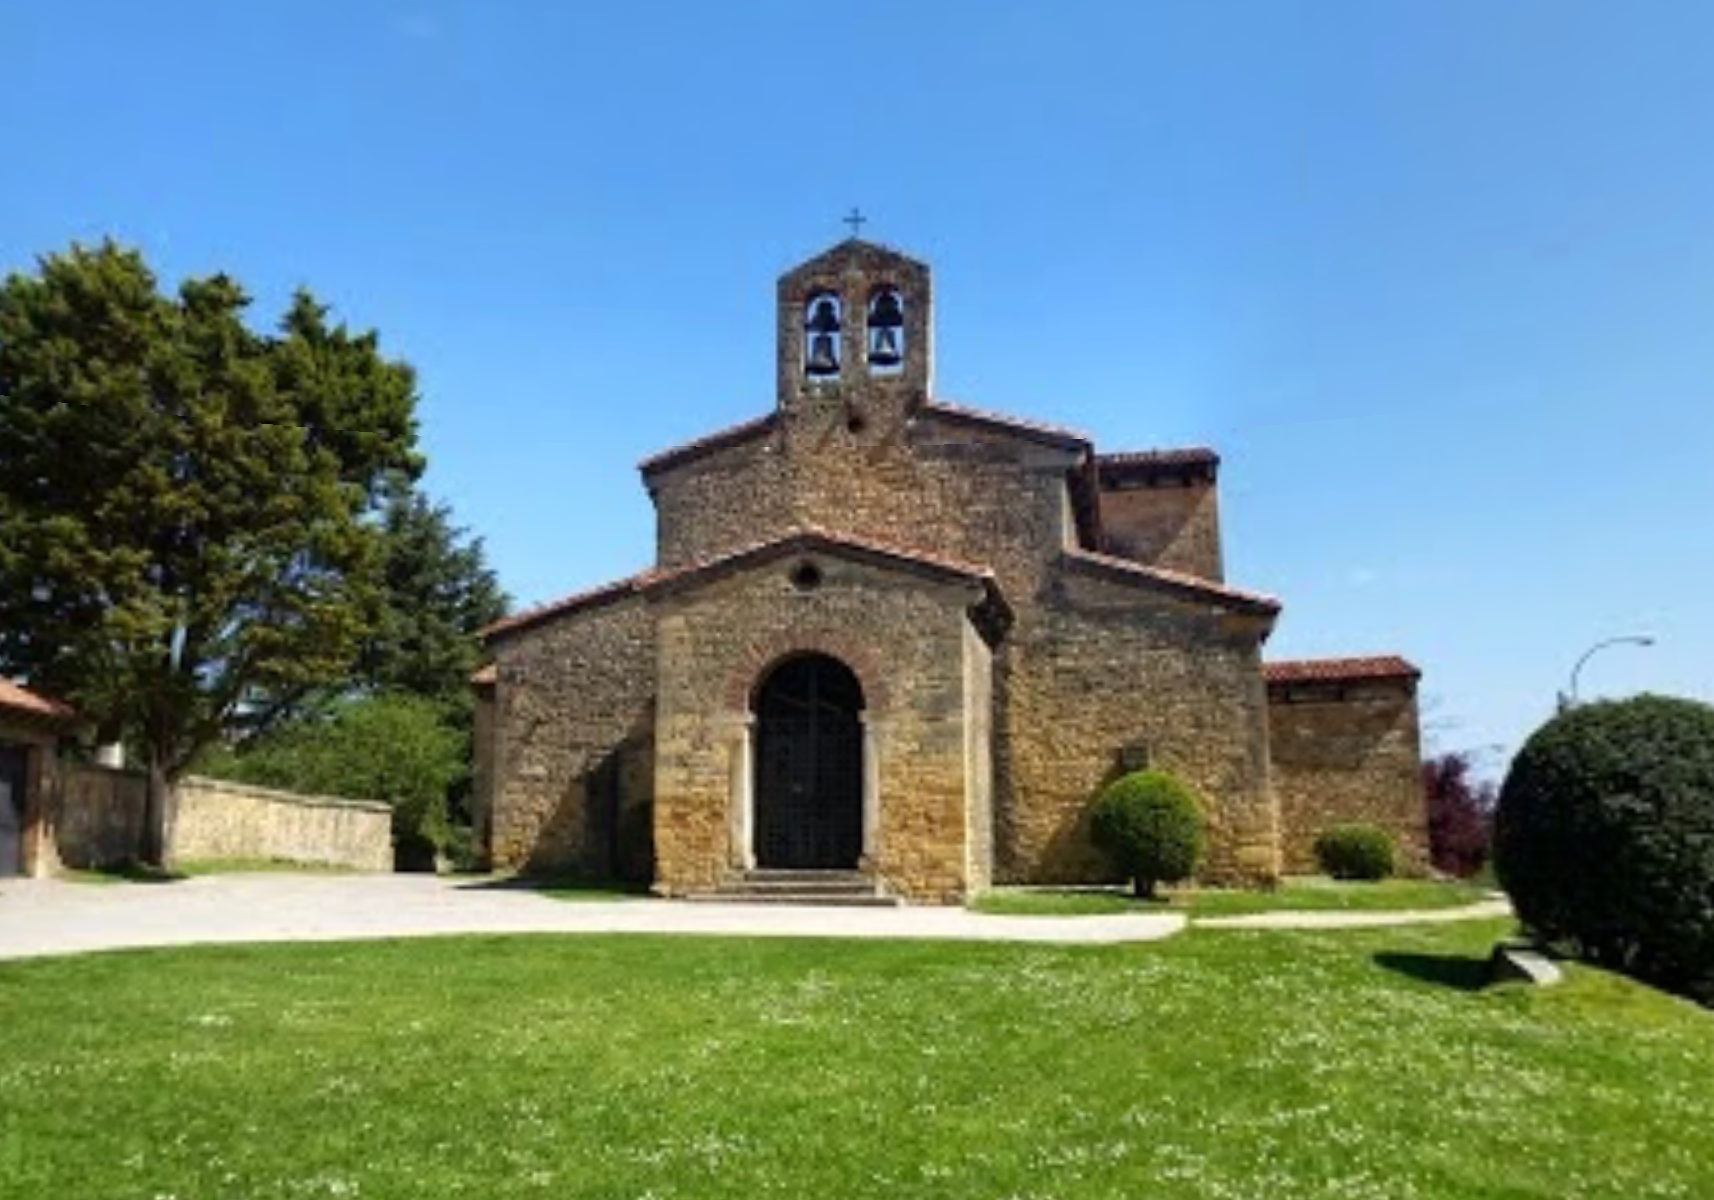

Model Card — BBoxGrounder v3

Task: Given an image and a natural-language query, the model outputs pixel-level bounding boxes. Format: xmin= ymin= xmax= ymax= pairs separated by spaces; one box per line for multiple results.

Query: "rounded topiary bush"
xmin=1314 ymin=823 xmax=1397 ymax=881
xmin=1494 ymin=694 xmax=1714 ymax=1004
xmin=1090 ymin=770 xmax=1205 ymax=898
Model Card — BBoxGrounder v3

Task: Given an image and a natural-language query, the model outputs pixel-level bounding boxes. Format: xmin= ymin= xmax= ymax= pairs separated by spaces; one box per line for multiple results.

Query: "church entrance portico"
xmin=620 ymin=529 xmax=1003 ymax=901
xmin=752 ymin=654 xmax=864 ymax=870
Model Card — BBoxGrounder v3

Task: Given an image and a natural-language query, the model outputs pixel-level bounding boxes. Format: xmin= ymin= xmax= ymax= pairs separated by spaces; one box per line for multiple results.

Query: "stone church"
xmin=473 ymin=238 xmax=1424 ymax=903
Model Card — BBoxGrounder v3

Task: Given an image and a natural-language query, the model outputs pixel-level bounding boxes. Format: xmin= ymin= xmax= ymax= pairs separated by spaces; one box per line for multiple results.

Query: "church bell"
xmin=805 ymin=297 xmax=841 ymax=377
xmin=867 ymin=289 xmax=904 ymax=367
xmin=806 ymin=333 xmax=839 ymax=376
xmin=868 ymin=326 xmax=901 ymax=367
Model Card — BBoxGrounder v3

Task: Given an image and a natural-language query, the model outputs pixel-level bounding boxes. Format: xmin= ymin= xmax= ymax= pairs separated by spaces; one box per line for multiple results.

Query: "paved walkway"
xmin=0 ymin=875 xmax=1512 ymax=962
xmin=1194 ymin=897 xmax=1513 ymax=930
xmin=0 ymin=874 xmax=1187 ymax=961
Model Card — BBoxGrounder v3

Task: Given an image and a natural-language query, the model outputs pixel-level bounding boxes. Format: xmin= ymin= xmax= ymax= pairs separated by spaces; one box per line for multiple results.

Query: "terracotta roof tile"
xmin=638 ymin=413 xmax=777 ymax=476
xmin=1062 ymin=548 xmax=1282 ymax=616
xmin=639 ymin=399 xmax=1098 ymax=479
xmin=784 ymin=237 xmax=929 ymax=275
xmin=1096 ymin=449 xmax=1220 ymax=469
xmin=1263 ymin=656 xmax=1420 ymax=685
xmin=480 ymin=574 xmax=652 ymax=643
xmin=0 ymin=678 xmax=77 ymax=724
xmin=920 ymin=399 xmax=1092 ymax=451
xmin=481 ymin=528 xmax=1011 ymax=647
xmin=646 ymin=526 xmax=996 ymax=595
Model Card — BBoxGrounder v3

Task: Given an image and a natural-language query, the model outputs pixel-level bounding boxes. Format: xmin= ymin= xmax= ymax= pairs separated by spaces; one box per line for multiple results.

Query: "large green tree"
xmin=0 ymin=240 xmax=420 ymax=863
xmin=235 ymin=474 xmax=507 ymax=740
xmin=358 ymin=473 xmax=508 ymax=713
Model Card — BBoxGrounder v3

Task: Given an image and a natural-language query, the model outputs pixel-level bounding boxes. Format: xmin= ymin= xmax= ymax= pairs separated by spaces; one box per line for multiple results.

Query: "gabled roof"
xmin=781 ymin=237 xmax=929 ymax=280
xmin=638 ymin=398 xmax=1096 ymax=479
xmin=646 ymin=526 xmax=999 ymax=602
xmin=1264 ymin=656 xmax=1420 ymax=685
xmin=482 ymin=528 xmax=1013 ymax=648
xmin=0 ymin=679 xmax=78 ymax=726
xmin=1096 ymin=448 xmax=1220 ymax=486
xmin=480 ymin=575 xmax=650 ymax=644
xmin=1061 ymin=548 xmax=1282 ymax=617
xmin=917 ymin=399 xmax=1093 ymax=455
xmin=638 ymin=413 xmax=778 ymax=477
xmin=1098 ymin=448 xmax=1220 ymax=467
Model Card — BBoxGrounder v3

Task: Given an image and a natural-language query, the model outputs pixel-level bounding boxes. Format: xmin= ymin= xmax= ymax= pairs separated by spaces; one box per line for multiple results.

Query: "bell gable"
xmin=775 ymin=238 xmax=933 ymax=422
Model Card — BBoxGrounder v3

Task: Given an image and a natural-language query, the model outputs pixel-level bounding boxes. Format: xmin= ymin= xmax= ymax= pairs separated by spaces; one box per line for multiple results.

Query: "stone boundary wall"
xmin=48 ymin=766 xmax=393 ymax=873
xmin=50 ymin=764 xmax=147 ymax=871
xmin=1266 ymin=679 xmax=1428 ymax=874
xmin=172 ymin=777 xmax=393 ymax=872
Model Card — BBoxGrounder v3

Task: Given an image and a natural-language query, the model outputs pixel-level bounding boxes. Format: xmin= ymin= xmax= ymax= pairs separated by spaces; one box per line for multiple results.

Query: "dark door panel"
xmin=753 ymin=655 xmax=864 ymax=870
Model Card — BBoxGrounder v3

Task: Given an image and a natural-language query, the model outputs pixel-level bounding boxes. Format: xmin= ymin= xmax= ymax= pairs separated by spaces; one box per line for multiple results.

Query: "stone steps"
xmin=684 ymin=870 xmax=901 ymax=907
xmin=682 ymin=892 xmax=902 ymax=908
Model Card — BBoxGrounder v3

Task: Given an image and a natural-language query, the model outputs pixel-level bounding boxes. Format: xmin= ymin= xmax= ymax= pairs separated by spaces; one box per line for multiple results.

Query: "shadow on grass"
xmin=62 ymin=862 xmax=186 ymax=885
xmin=454 ymin=874 xmax=650 ymax=899
xmin=1373 ymin=950 xmax=1491 ymax=992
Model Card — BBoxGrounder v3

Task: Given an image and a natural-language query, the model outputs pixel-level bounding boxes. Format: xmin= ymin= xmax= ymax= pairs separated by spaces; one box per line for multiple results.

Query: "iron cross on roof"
xmin=843 ymin=207 xmax=866 ymax=237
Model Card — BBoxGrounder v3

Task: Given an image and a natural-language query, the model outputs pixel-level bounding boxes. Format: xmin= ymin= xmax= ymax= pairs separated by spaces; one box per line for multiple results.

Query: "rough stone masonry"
xmin=473 ymin=237 xmax=1425 ymax=903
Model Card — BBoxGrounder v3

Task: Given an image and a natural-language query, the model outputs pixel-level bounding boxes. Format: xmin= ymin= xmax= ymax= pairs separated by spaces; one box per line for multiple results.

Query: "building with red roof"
xmin=0 ymin=679 xmax=81 ymax=877
xmin=475 ymin=239 xmax=1424 ymax=901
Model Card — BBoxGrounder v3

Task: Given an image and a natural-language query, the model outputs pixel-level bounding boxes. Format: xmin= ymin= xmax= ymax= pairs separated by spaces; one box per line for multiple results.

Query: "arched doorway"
xmin=753 ymin=654 xmax=864 ymax=870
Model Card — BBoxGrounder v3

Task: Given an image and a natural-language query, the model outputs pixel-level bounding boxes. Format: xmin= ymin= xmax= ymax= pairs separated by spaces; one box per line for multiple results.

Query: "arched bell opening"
xmin=749 ymin=653 xmax=865 ymax=870
xmin=866 ymin=287 xmax=905 ymax=374
xmin=803 ymin=292 xmax=842 ymax=379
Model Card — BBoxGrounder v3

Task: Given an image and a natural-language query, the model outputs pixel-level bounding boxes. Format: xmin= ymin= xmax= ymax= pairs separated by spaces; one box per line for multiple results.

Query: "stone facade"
xmin=1095 ymin=452 xmax=1224 ymax=581
xmin=1266 ymin=659 xmax=1428 ymax=873
xmin=476 ymin=238 xmax=1428 ymax=901
xmin=649 ymin=543 xmax=997 ymax=902
xmin=1003 ymin=564 xmax=1277 ymax=883
xmin=483 ymin=589 xmax=655 ymax=879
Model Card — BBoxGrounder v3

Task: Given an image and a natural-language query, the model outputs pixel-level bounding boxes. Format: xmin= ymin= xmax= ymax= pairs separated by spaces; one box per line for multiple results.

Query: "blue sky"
xmin=4 ymin=1 xmax=1711 ymax=772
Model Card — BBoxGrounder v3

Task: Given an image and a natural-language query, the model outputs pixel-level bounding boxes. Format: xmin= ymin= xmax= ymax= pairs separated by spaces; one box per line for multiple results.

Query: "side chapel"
xmin=473 ymin=238 xmax=1425 ymax=903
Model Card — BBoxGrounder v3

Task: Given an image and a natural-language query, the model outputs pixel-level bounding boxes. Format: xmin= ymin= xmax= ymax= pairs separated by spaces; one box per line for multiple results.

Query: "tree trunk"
xmin=1133 ymin=877 xmax=1157 ymax=900
xmin=140 ymin=751 xmax=178 ymax=869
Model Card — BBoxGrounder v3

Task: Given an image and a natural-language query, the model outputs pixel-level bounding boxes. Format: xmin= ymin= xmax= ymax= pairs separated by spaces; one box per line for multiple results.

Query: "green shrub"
xmin=1494 ymin=695 xmax=1714 ymax=1004
xmin=1314 ymin=823 xmax=1397 ymax=881
xmin=1090 ymin=770 xmax=1205 ymax=898
xmin=441 ymin=823 xmax=486 ymax=874
xmin=200 ymin=693 xmax=462 ymax=865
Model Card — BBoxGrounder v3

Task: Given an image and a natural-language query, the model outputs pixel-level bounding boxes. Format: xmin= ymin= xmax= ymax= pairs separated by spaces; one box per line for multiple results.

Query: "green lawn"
xmin=57 ymin=858 xmax=362 ymax=884
xmin=970 ymin=877 xmax=1494 ymax=917
xmin=517 ymin=876 xmax=652 ymax=901
xmin=178 ymin=857 xmax=360 ymax=877
xmin=54 ymin=864 xmax=183 ymax=885
xmin=533 ymin=883 xmax=650 ymax=902
xmin=1 ymin=921 xmax=1709 ymax=1198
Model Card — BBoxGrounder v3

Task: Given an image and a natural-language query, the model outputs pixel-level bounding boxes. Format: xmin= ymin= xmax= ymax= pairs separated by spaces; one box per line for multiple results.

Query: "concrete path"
xmin=0 ymin=874 xmax=1187 ymax=961
xmin=1194 ymin=897 xmax=1512 ymax=930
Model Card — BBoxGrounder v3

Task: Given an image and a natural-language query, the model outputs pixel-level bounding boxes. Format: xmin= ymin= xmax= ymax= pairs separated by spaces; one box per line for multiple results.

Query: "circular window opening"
xmin=846 ymin=412 xmax=867 ymax=435
xmin=790 ymin=561 xmax=824 ymax=592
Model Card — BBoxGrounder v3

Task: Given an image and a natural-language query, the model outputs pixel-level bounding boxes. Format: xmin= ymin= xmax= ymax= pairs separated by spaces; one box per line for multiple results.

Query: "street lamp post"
xmin=1561 ymin=635 xmax=1656 ymax=711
